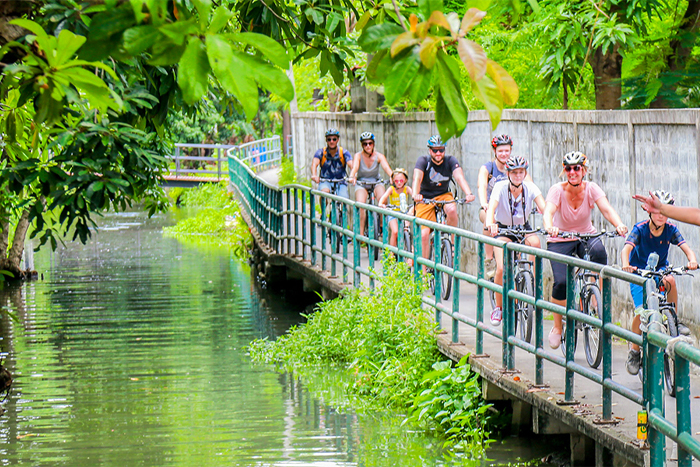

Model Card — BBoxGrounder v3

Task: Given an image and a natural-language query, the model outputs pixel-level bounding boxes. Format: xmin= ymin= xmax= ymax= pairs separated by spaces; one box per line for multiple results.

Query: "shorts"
xmin=630 ymin=275 xmax=663 ymax=308
xmin=318 ymin=181 xmax=349 ymax=199
xmin=355 ymin=179 xmax=384 ymax=194
xmin=416 ymin=192 xmax=454 ymax=224
xmin=547 ymin=238 xmax=608 ymax=301
xmin=495 ymin=222 xmax=532 ymax=242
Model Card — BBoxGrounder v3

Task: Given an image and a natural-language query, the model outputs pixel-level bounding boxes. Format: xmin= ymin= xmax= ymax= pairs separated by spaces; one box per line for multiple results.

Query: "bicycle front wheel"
xmin=582 ymin=285 xmax=603 ymax=369
xmin=662 ymin=307 xmax=678 ymax=397
xmin=514 ymin=270 xmax=534 ymax=343
xmin=440 ymin=237 xmax=453 ymax=301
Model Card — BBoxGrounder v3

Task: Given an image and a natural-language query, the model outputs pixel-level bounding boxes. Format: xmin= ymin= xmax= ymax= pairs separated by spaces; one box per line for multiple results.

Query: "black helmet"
xmin=325 ymin=128 xmax=340 ymax=137
xmin=491 ymin=134 xmax=513 ymax=149
xmin=427 ymin=135 xmax=444 ymax=148
xmin=359 ymin=131 xmax=375 ymax=142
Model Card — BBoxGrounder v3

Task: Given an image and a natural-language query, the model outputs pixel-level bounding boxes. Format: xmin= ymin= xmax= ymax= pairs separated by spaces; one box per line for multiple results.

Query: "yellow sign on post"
xmin=637 ymin=410 xmax=648 ymax=440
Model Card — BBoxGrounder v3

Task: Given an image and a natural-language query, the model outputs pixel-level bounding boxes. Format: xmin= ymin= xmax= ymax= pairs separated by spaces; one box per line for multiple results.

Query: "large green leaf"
xmin=178 ymin=37 xmax=211 ymax=104
xmin=407 ymin=65 xmax=433 ymax=103
xmin=391 ymin=31 xmax=420 ymax=57
xmin=206 ymin=34 xmax=259 ymax=120
xmin=435 ymin=88 xmax=458 ymax=141
xmin=159 ymin=19 xmax=197 ymax=45
xmin=472 ymin=73 xmax=503 ymax=130
xmin=418 ymin=0 xmax=444 ymax=19
xmin=365 ymin=49 xmax=392 ymax=83
xmin=53 ymin=29 xmax=87 ymax=66
xmin=236 ymin=53 xmax=294 ymax=102
xmin=358 ymin=23 xmax=405 ymax=52
xmin=384 ymin=51 xmax=420 ymax=105
xmin=191 ymin=0 xmax=213 ymax=29
xmin=485 ymin=59 xmax=518 ymax=106
xmin=436 ymin=53 xmax=468 ymax=131
xmin=228 ymin=32 xmax=289 ymax=69
xmin=456 ymin=38 xmax=486 ymax=81
xmin=122 ymin=25 xmax=162 ymax=55
xmin=148 ymin=41 xmax=186 ymax=65
xmin=209 ymin=6 xmax=234 ymax=34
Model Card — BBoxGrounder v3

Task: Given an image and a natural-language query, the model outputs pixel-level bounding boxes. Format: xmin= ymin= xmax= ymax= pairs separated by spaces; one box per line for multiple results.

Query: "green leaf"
xmin=472 ymin=73 xmax=503 ymax=130
xmin=418 ymin=0 xmax=444 ymax=19
xmin=329 ymin=54 xmax=345 ymax=86
xmin=456 ymin=38 xmax=486 ymax=81
xmin=391 ymin=31 xmax=420 ymax=57
xmin=178 ymin=37 xmax=211 ymax=104
xmin=148 ymin=41 xmax=186 ymax=65
xmin=305 ymin=7 xmax=324 ymax=25
xmin=435 ymin=88 xmax=458 ymax=140
xmin=407 ymin=65 xmax=432 ymax=103
xmin=122 ymin=25 xmax=162 ymax=55
xmin=384 ymin=51 xmax=420 ymax=105
xmin=436 ymin=53 xmax=468 ymax=131
xmin=358 ymin=23 xmax=404 ymax=52
xmin=419 ymin=36 xmax=440 ymax=69
xmin=320 ymin=50 xmax=331 ymax=77
xmin=485 ymin=59 xmax=518 ymax=106
xmin=159 ymin=19 xmax=197 ymax=45
xmin=365 ymin=49 xmax=392 ymax=83
xmin=209 ymin=6 xmax=233 ymax=34
xmin=237 ymin=53 xmax=295 ymax=102
xmin=356 ymin=11 xmax=372 ymax=31
xmin=206 ymin=35 xmax=259 ymax=120
xmin=229 ymin=32 xmax=289 ymax=69
xmin=191 ymin=0 xmax=213 ymax=27
xmin=53 ymin=29 xmax=86 ymax=66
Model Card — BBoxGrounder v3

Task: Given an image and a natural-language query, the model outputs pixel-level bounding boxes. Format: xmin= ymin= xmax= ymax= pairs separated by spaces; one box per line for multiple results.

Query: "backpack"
xmin=320 ymin=146 xmax=345 ymax=168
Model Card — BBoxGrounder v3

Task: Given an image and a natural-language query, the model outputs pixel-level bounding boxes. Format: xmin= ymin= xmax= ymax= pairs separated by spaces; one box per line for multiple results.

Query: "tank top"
xmin=357 ymin=154 xmax=380 ymax=181
xmin=484 ymin=160 xmax=507 ymax=200
xmin=387 ymin=186 xmax=408 ymax=209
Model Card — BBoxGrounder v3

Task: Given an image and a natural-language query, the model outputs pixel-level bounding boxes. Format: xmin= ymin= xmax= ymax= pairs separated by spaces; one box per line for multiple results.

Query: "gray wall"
xmin=291 ymin=109 xmax=700 ymax=330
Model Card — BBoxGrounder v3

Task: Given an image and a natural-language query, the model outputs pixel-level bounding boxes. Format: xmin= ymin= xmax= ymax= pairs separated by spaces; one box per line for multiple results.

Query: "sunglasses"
xmin=362 ymin=141 xmax=374 ymax=146
xmin=564 ymin=165 xmax=582 ymax=172
xmin=326 ymin=137 xmax=338 ymax=142
xmin=430 ymin=148 xmax=445 ymax=154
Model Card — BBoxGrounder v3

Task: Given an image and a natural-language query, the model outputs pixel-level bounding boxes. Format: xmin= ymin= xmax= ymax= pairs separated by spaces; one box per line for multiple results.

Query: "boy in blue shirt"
xmin=621 ymin=190 xmax=698 ymax=375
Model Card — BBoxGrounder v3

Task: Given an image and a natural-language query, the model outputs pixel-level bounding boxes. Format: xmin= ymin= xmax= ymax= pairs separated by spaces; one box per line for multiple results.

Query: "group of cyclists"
xmin=310 ymin=127 xmax=698 ymax=376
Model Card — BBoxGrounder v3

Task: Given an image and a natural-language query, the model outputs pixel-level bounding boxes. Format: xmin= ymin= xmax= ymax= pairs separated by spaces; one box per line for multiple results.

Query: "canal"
xmin=0 ymin=209 xmax=565 ymax=466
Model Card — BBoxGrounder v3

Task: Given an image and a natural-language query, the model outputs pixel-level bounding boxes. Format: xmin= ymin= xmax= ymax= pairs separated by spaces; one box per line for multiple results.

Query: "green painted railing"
xmin=227 ymin=150 xmax=700 ymax=466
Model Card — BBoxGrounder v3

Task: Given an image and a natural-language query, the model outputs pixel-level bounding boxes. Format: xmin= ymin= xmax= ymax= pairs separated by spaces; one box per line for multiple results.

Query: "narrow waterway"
xmin=0 ymin=209 xmax=564 ymax=466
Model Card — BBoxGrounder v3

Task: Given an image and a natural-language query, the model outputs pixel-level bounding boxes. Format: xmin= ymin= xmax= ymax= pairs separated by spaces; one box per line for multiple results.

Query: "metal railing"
xmin=169 ymin=143 xmax=236 ymax=180
xmin=231 ymin=136 xmax=282 ymax=174
xmin=226 ymin=150 xmax=700 ymax=467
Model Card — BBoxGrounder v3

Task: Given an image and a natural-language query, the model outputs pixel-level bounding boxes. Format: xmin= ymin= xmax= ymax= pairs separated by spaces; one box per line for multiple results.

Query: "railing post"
xmin=217 ymin=147 xmax=222 ymax=180
xmin=293 ymin=188 xmax=299 ymax=256
xmin=310 ymin=193 xmax=316 ymax=266
xmin=331 ymin=200 xmax=338 ymax=278
xmin=285 ymin=189 xmax=291 ymax=255
xmin=535 ymin=255 xmax=544 ymax=386
xmin=503 ymin=243 xmax=514 ymax=370
xmin=301 ymin=190 xmax=308 ymax=262
xmin=602 ymin=276 xmax=613 ymax=420
xmin=434 ymin=228 xmax=442 ymax=324
xmin=353 ymin=204 xmax=360 ymax=287
xmin=413 ymin=220 xmax=421 ymax=286
xmin=321 ymin=197 xmax=328 ymax=272
xmin=564 ymin=264 xmax=576 ymax=402
xmin=648 ymin=338 xmax=665 ymax=466
xmin=451 ymin=235 xmax=461 ymax=343
xmin=676 ymin=353 xmax=692 ymax=467
xmin=341 ymin=202 xmax=348 ymax=283
xmin=476 ymin=242 xmax=484 ymax=355
xmin=175 ymin=146 xmax=180 ymax=179
xmin=368 ymin=204 xmax=376 ymax=274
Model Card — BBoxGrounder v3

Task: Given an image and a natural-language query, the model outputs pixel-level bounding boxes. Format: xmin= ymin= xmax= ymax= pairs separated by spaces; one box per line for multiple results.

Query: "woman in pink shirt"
xmin=543 ymin=152 xmax=628 ymax=349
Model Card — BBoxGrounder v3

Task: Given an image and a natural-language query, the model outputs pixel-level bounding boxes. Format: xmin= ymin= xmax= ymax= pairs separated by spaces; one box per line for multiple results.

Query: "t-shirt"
xmin=415 ymin=155 xmax=460 ymax=198
xmin=490 ymin=180 xmax=541 ymax=226
xmin=545 ymin=181 xmax=606 ymax=242
xmin=314 ymin=147 xmax=353 ymax=180
xmin=483 ymin=161 xmax=507 ymax=201
xmin=626 ymin=220 xmax=685 ymax=269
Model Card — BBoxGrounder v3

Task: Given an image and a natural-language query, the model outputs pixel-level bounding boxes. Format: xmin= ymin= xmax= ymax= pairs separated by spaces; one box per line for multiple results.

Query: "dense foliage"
xmin=248 ymin=258 xmax=492 ymax=453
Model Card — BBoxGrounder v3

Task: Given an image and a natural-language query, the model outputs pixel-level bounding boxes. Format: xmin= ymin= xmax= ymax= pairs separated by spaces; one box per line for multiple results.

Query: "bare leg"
xmin=355 ymin=188 xmax=368 ymax=237
xmin=631 ymin=315 xmax=641 ymax=352
xmin=389 ymin=219 xmax=398 ymax=247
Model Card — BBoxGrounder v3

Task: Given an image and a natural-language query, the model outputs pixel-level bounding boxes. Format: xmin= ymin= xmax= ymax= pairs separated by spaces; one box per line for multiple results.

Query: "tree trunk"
xmin=588 ymin=44 xmax=623 ymax=110
xmin=562 ymin=78 xmax=569 ymax=110
xmin=4 ymin=209 xmax=30 ymax=278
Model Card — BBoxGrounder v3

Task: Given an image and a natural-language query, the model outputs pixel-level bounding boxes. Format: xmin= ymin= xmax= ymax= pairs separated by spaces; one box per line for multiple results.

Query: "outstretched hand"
xmin=632 ymin=191 xmax=662 ymax=214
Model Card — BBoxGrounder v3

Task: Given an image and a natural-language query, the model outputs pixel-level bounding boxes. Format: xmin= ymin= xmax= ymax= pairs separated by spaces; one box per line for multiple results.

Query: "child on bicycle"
xmin=485 ymin=155 xmax=546 ymax=326
xmin=620 ymin=190 xmax=698 ymax=375
xmin=379 ymin=168 xmax=414 ymax=248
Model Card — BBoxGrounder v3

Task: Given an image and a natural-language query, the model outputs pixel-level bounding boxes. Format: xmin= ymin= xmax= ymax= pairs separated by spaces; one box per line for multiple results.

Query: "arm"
xmin=621 ymin=243 xmax=635 ymax=272
xmin=633 ymin=192 xmax=700 ymax=226
xmin=377 ymin=153 xmax=393 ymax=179
xmin=595 ymin=196 xmax=628 ymax=237
xmin=452 ymin=167 xmax=476 ymax=203
xmin=485 ymin=198 xmax=499 ymax=236
xmin=311 ymin=157 xmax=320 ymax=184
xmin=679 ymin=243 xmax=698 ymax=270
xmin=378 ymin=189 xmax=391 ymax=207
xmin=543 ymin=201 xmax=558 ymax=236
xmin=405 ymin=186 xmax=414 ymax=196
xmin=412 ymin=169 xmax=424 ymax=203
xmin=347 ymin=152 xmax=361 ymax=184
xmin=534 ymin=194 xmax=546 ymax=214
xmin=477 ymin=166 xmax=489 ymax=209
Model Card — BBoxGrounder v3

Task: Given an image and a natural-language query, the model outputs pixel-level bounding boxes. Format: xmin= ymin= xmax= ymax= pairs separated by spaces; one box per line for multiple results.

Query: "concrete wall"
xmin=291 ymin=109 xmax=700 ymax=330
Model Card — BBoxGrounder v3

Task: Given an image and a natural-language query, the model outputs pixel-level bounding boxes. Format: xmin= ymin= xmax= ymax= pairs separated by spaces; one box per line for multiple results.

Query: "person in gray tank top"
xmin=348 ymin=131 xmax=394 ymax=238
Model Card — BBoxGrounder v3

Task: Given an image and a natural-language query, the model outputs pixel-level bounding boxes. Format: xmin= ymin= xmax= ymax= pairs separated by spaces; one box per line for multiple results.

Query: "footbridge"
xmin=222 ymin=139 xmax=700 ymax=467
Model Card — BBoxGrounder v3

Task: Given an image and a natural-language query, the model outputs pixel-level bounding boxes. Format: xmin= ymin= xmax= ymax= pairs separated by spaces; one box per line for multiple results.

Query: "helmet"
xmin=359 ymin=131 xmax=375 ymax=142
xmin=427 ymin=135 xmax=444 ymax=148
xmin=325 ymin=128 xmax=340 ymax=137
xmin=505 ymin=155 xmax=529 ymax=171
xmin=392 ymin=168 xmax=408 ymax=181
xmin=652 ymin=190 xmax=675 ymax=205
xmin=491 ymin=134 xmax=513 ymax=149
xmin=562 ymin=151 xmax=587 ymax=167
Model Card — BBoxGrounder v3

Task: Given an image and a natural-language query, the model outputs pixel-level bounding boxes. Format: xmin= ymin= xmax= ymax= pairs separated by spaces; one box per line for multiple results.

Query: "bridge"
xmin=213 ymin=138 xmax=700 ymax=467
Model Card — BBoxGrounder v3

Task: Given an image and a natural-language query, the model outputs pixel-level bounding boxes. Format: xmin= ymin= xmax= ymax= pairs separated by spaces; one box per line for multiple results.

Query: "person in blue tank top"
xmin=620 ymin=190 xmax=698 ymax=375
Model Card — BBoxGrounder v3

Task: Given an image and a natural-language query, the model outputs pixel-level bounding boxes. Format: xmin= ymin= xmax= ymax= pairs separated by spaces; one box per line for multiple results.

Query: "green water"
xmin=0 ymin=209 xmax=563 ymax=466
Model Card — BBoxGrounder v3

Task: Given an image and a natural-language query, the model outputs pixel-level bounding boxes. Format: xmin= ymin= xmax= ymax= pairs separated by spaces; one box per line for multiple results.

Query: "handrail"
xmin=226 ymin=147 xmax=700 ymax=467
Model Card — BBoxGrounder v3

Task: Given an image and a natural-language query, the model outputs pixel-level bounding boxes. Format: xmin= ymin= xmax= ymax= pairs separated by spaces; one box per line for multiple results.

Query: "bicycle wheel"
xmin=582 ymin=285 xmax=603 ymax=369
xmin=661 ymin=307 xmax=678 ymax=397
xmin=335 ymin=206 xmax=343 ymax=254
xmin=440 ymin=237 xmax=453 ymax=301
xmin=514 ymin=270 xmax=534 ymax=343
xmin=402 ymin=227 xmax=412 ymax=254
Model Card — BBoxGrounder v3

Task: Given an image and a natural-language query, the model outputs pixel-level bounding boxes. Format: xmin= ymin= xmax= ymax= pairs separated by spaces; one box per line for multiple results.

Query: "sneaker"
xmin=490 ymin=307 xmax=502 ymax=326
xmin=626 ymin=349 xmax=641 ymax=376
xmin=485 ymin=258 xmax=497 ymax=279
xmin=548 ymin=328 xmax=561 ymax=349
xmin=678 ymin=322 xmax=691 ymax=336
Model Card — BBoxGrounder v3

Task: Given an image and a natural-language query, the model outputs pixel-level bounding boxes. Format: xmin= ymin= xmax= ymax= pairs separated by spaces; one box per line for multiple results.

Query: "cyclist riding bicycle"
xmin=485 ymin=155 xmax=546 ymax=326
xmin=310 ymin=128 xmax=353 ymax=197
xmin=379 ymin=168 xmax=414 ymax=247
xmin=543 ymin=151 xmax=628 ymax=349
xmin=621 ymin=189 xmax=698 ymax=375
xmin=412 ymin=135 xmax=476 ymax=265
xmin=348 ymin=131 xmax=393 ymax=237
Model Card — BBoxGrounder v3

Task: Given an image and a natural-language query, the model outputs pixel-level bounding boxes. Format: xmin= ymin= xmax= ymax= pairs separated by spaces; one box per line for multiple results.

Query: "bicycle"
xmin=487 ymin=226 xmax=541 ymax=344
xmin=385 ymin=194 xmax=413 ymax=259
xmin=557 ymin=230 xmax=618 ymax=369
xmin=418 ymin=198 xmax=468 ymax=301
xmin=356 ymin=179 xmax=385 ymax=261
xmin=635 ymin=264 xmax=694 ymax=397
xmin=319 ymin=178 xmax=347 ymax=254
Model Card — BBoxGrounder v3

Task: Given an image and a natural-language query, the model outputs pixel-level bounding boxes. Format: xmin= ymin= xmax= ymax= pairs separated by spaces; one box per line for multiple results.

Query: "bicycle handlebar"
xmin=635 ymin=266 xmax=696 ymax=279
xmin=418 ymin=198 xmax=471 ymax=205
xmin=319 ymin=177 xmax=347 ymax=183
xmin=556 ymin=230 xmax=619 ymax=240
xmin=355 ymin=179 xmax=385 ymax=187
xmin=496 ymin=227 xmax=543 ymax=237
